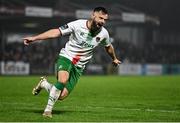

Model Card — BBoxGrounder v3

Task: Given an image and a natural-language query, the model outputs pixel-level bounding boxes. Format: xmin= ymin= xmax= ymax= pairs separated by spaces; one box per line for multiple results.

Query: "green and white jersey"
xmin=59 ymin=19 xmax=111 ymax=69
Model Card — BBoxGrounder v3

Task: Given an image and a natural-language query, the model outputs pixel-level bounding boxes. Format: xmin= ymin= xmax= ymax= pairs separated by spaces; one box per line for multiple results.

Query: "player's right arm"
xmin=23 ymin=29 xmax=61 ymax=45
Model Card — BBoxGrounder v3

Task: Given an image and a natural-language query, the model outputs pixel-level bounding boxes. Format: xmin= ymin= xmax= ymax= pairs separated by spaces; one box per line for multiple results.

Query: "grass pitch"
xmin=0 ymin=75 xmax=180 ymax=122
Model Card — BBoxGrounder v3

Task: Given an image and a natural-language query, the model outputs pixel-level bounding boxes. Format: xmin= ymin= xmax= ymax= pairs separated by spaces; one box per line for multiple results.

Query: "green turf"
xmin=0 ymin=75 xmax=180 ymax=121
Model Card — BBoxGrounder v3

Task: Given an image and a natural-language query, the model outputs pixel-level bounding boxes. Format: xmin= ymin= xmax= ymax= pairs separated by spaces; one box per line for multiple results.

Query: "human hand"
xmin=112 ymin=59 xmax=121 ymax=67
xmin=23 ymin=37 xmax=36 ymax=46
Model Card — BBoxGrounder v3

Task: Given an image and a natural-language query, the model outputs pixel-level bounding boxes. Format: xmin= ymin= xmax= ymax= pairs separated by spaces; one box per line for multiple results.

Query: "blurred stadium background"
xmin=0 ymin=0 xmax=180 ymax=122
xmin=0 ymin=0 xmax=180 ymax=75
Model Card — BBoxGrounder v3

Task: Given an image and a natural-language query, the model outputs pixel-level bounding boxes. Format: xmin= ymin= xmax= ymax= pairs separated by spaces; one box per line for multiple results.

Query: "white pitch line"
xmin=0 ymin=102 xmax=179 ymax=113
xmin=88 ymin=106 xmax=179 ymax=113
xmin=62 ymin=105 xmax=179 ymax=113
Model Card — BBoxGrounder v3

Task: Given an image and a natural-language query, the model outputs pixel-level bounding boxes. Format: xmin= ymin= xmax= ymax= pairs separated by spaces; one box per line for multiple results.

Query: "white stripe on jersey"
xmin=59 ymin=19 xmax=111 ymax=69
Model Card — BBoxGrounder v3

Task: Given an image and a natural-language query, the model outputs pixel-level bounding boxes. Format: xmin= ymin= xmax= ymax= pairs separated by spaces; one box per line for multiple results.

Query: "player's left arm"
xmin=105 ymin=44 xmax=121 ymax=66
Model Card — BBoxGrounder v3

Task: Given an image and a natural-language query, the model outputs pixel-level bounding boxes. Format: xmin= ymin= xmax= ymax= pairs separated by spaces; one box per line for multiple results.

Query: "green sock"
xmin=54 ymin=81 xmax=64 ymax=90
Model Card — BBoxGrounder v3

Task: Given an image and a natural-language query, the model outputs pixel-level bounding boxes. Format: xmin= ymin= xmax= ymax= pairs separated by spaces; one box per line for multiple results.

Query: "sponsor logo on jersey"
xmin=79 ymin=41 xmax=94 ymax=48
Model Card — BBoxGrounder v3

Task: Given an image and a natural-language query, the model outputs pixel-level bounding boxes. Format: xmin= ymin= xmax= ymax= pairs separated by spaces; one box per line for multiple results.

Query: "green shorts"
xmin=55 ymin=55 xmax=83 ymax=93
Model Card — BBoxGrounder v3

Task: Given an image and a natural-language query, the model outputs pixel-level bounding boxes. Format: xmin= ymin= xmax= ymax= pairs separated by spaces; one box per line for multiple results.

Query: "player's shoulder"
xmin=101 ymin=27 xmax=109 ymax=36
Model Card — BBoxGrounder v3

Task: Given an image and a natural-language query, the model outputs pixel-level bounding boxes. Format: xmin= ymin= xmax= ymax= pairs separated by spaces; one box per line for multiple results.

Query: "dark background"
xmin=1 ymin=0 xmax=180 ymax=31
xmin=0 ymin=0 xmax=180 ymax=75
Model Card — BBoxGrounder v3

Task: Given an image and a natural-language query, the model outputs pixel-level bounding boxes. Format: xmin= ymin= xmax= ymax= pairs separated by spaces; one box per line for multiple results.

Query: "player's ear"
xmin=91 ymin=12 xmax=95 ymax=19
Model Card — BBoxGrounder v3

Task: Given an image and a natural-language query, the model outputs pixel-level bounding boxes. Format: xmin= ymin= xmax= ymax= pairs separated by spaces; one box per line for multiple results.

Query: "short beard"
xmin=91 ymin=19 xmax=101 ymax=32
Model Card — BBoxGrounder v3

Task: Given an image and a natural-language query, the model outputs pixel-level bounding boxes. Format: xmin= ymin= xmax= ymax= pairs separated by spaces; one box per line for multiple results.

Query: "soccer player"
xmin=23 ymin=7 xmax=121 ymax=118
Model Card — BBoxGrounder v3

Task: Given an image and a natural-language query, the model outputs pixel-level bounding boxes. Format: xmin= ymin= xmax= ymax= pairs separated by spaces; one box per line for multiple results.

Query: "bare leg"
xmin=43 ymin=71 xmax=69 ymax=118
xmin=58 ymin=88 xmax=69 ymax=100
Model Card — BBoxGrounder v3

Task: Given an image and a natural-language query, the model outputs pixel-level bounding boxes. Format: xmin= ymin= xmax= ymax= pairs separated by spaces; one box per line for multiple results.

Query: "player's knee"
xmin=58 ymin=88 xmax=69 ymax=100
xmin=58 ymin=77 xmax=68 ymax=84
xmin=58 ymin=71 xmax=69 ymax=84
xmin=58 ymin=95 xmax=67 ymax=100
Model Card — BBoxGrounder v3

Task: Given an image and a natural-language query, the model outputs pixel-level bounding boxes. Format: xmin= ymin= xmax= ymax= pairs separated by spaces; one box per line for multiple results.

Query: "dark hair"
xmin=93 ymin=7 xmax=108 ymax=14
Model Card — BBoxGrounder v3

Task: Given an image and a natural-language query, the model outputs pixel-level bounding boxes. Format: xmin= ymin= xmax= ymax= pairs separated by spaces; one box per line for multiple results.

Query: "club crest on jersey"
xmin=96 ymin=37 xmax=100 ymax=42
xmin=60 ymin=24 xmax=69 ymax=30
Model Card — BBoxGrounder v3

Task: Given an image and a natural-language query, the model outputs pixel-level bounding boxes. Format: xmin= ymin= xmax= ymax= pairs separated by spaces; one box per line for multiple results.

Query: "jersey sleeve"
xmin=59 ymin=21 xmax=75 ymax=36
xmin=100 ymin=29 xmax=111 ymax=47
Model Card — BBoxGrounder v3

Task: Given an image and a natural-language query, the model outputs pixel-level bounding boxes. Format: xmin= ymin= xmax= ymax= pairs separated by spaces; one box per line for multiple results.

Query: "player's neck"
xmin=86 ymin=20 xmax=91 ymax=30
